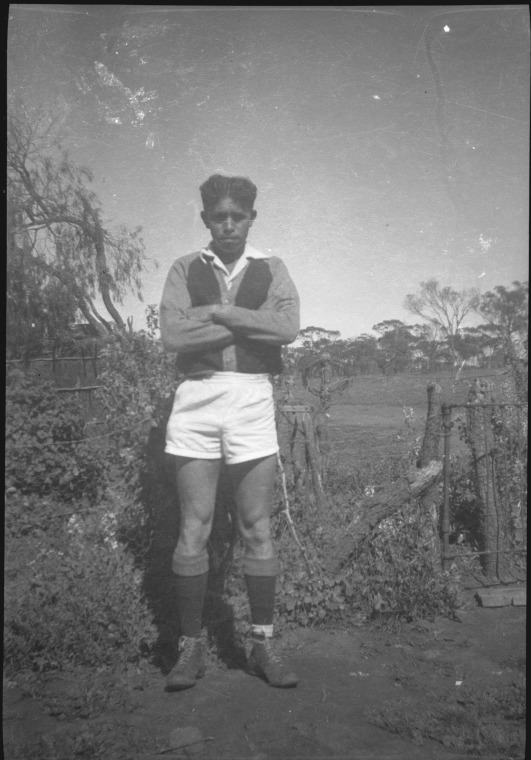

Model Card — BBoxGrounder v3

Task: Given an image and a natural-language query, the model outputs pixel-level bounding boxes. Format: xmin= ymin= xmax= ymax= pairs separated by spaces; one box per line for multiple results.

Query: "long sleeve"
xmin=159 ymin=258 xmax=234 ymax=354
xmin=213 ymin=259 xmax=300 ymax=345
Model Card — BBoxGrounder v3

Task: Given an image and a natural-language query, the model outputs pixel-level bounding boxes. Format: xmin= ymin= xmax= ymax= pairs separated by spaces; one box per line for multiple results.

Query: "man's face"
xmin=201 ymin=197 xmax=256 ymax=259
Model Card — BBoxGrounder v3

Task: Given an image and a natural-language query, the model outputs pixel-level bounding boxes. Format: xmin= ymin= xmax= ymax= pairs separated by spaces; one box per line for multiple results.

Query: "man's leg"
xmin=166 ymin=457 xmax=220 ymax=691
xmin=229 ymin=454 xmax=298 ymax=688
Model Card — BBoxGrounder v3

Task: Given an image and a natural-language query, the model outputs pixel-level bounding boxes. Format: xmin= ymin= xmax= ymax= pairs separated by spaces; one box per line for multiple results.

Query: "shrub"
xmin=5 ymin=371 xmax=105 ymax=504
xmin=96 ymin=328 xmax=176 ymax=499
xmin=215 ymin=456 xmax=455 ymax=637
xmin=94 ymin=327 xmax=178 ymax=574
xmin=354 ymin=504 xmax=457 ymax=622
xmin=4 ymin=509 xmax=157 ymax=674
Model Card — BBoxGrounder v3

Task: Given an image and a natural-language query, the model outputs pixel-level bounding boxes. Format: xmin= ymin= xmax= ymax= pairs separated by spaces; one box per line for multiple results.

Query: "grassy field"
xmin=280 ymin=367 xmax=512 ymax=466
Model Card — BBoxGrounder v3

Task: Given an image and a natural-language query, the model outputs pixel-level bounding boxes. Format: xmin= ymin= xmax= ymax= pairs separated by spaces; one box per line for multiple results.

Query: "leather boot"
xmin=166 ymin=636 xmax=205 ymax=691
xmin=247 ymin=635 xmax=298 ymax=688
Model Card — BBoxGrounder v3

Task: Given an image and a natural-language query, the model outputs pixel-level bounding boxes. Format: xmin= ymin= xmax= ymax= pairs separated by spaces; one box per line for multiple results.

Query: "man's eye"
xmin=211 ymin=214 xmax=246 ymax=223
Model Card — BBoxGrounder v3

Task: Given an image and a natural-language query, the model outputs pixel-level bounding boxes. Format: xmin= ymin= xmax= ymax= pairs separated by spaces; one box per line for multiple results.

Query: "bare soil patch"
xmin=4 ymin=606 xmax=525 ymax=759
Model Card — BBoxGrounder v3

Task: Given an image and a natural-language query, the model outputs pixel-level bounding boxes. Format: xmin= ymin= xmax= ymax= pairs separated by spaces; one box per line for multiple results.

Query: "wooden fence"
xmin=6 ymin=354 xmax=99 ymax=385
xmin=441 ymin=384 xmax=527 ymax=583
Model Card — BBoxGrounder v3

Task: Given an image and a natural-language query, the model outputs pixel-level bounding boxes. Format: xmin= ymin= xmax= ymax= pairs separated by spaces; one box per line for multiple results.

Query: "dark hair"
xmin=200 ymin=174 xmax=257 ymax=213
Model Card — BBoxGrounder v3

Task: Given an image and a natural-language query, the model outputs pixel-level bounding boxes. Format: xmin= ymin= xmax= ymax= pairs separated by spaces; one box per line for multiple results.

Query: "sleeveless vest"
xmin=176 ymin=258 xmax=283 ymax=376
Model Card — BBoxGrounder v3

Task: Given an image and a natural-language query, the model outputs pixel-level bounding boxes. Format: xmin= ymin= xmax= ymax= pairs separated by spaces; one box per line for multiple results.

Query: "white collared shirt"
xmin=200 ymin=244 xmax=270 ymax=289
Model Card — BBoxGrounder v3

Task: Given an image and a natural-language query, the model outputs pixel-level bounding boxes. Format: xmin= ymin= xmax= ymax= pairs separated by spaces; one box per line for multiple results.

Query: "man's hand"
xmin=186 ymin=305 xmax=217 ymax=322
xmin=210 ymin=304 xmax=232 ymax=324
xmin=186 ymin=304 xmax=233 ymax=323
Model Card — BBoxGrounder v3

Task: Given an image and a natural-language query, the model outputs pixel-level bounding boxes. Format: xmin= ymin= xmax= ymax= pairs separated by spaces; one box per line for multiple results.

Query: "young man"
xmin=159 ymin=174 xmax=300 ymax=691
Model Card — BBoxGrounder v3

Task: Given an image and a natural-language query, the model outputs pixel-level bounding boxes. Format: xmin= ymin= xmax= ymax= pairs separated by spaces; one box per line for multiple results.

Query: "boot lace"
xmin=262 ymin=637 xmax=284 ymax=667
xmin=178 ymin=636 xmax=198 ymax=664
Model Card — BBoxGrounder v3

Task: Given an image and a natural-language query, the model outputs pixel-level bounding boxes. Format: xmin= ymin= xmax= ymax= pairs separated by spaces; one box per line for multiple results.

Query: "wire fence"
xmin=441 ymin=401 xmax=527 ymax=582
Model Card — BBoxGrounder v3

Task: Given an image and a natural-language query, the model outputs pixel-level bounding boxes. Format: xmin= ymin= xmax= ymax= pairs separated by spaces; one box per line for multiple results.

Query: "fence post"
xmin=279 ymin=404 xmax=326 ymax=512
xmin=441 ymin=403 xmax=452 ymax=571
xmin=303 ymin=353 xmax=350 ymax=485
xmin=417 ymin=382 xmax=443 ymax=560
xmin=465 ymin=380 xmax=509 ymax=579
xmin=300 ymin=410 xmax=326 ymax=513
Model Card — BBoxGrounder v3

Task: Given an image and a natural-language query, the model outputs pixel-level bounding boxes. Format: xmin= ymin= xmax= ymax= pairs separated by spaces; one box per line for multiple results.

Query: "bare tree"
xmin=404 ymin=279 xmax=480 ymax=366
xmin=7 ymin=102 xmax=149 ymax=341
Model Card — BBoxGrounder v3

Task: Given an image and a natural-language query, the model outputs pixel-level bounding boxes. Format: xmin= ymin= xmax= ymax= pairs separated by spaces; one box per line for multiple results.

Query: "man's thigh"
xmin=175 ymin=457 xmax=221 ymax=525
xmin=228 ymin=454 xmax=277 ymax=524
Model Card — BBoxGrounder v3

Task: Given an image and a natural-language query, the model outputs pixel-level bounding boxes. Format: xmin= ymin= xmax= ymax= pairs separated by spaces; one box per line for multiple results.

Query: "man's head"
xmin=200 ymin=175 xmax=258 ymax=260
xmin=200 ymin=174 xmax=257 ymax=214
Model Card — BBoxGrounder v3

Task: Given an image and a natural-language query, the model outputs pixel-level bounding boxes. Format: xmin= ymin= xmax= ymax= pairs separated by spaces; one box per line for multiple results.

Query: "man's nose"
xmin=223 ymin=216 xmax=235 ymax=231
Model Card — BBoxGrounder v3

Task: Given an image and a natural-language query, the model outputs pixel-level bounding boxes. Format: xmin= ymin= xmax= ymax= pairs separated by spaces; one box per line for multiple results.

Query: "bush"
xmin=354 ymin=505 xmax=457 ymax=622
xmin=96 ymin=328 xmax=176 ymax=501
xmin=215 ymin=457 xmax=456 ymax=637
xmin=4 ymin=508 xmax=157 ymax=674
xmin=5 ymin=371 xmax=105 ymax=504
xmin=3 ymin=325 xmax=173 ymax=678
xmin=94 ymin=327 xmax=179 ymax=574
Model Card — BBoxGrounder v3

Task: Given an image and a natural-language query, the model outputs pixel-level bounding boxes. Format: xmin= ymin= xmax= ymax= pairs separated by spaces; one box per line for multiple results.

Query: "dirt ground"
xmin=3 ymin=602 xmax=526 ymax=760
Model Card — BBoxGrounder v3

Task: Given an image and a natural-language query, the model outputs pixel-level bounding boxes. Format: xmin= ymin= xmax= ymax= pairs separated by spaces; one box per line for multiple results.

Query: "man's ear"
xmin=200 ymin=210 xmax=209 ymax=227
xmin=250 ymin=209 xmax=257 ymax=223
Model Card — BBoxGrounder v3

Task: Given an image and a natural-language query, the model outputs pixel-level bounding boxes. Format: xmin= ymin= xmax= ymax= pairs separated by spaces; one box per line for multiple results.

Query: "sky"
xmin=8 ymin=4 xmax=530 ymax=340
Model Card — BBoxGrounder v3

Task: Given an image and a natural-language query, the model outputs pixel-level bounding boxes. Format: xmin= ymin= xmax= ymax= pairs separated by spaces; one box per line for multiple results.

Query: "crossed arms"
xmin=160 ymin=257 xmax=300 ymax=354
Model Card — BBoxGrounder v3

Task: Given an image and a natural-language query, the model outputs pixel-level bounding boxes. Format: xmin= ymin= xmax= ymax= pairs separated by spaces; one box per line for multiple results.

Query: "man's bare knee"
xmin=177 ymin=518 xmax=212 ymax=556
xmin=239 ymin=516 xmax=274 ymax=558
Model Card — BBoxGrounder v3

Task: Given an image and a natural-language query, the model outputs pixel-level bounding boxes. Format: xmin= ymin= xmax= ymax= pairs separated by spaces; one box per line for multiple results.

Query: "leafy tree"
xmin=340 ymin=334 xmax=378 ymax=375
xmin=404 ymin=279 xmax=480 ymax=366
xmin=408 ymin=323 xmax=441 ymax=372
xmin=373 ymin=320 xmax=414 ymax=374
xmin=476 ymin=282 xmax=528 ymax=355
xmin=476 ymin=281 xmax=528 ymax=400
xmin=453 ymin=327 xmax=486 ymax=363
xmin=7 ymin=101 xmax=148 ymax=354
xmin=298 ymin=325 xmax=341 ymax=353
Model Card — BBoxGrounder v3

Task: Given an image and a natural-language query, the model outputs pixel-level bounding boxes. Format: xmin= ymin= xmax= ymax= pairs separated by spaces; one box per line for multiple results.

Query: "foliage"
xmin=404 ymin=278 xmax=480 ymax=365
xmin=4 ymin=502 xmax=158 ymax=674
xmin=5 ymin=370 xmax=105 ymax=504
xmin=476 ymin=281 xmax=528 ymax=351
xmin=217 ymin=449 xmax=455 ymax=639
xmin=295 ymin=308 xmax=492 ymax=376
xmin=267 ymin=412 xmax=454 ymax=629
xmin=96 ymin=320 xmax=177 ymax=503
xmin=476 ymin=281 xmax=528 ymax=402
xmin=6 ymin=237 xmax=83 ymax=359
xmin=373 ymin=320 xmax=415 ymax=375
xmin=7 ymin=100 xmax=149 ymax=346
xmin=353 ymin=506 xmax=456 ymax=623
xmin=297 ymin=325 xmax=341 ymax=353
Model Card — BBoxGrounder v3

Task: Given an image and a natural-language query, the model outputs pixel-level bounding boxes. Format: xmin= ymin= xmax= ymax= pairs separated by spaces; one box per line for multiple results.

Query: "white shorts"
xmin=165 ymin=373 xmax=279 ymax=465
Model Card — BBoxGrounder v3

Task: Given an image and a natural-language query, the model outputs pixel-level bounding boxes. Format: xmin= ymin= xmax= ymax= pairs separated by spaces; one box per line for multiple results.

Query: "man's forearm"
xmin=212 ymin=304 xmax=299 ymax=345
xmin=160 ymin=310 xmax=235 ymax=354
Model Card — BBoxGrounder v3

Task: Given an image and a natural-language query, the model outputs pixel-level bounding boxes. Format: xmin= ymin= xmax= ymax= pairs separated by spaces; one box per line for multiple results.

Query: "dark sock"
xmin=173 ymin=572 xmax=208 ymax=638
xmin=244 ymin=574 xmax=276 ymax=627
